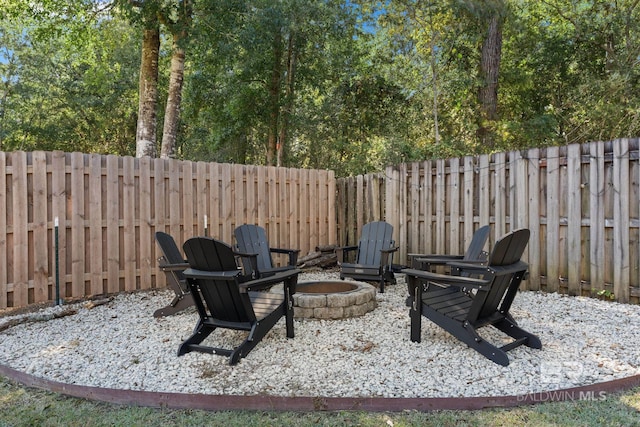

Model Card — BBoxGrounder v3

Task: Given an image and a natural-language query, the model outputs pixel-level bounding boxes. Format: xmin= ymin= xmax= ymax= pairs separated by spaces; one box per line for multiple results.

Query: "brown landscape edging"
xmin=2 ymin=363 xmax=639 ymax=412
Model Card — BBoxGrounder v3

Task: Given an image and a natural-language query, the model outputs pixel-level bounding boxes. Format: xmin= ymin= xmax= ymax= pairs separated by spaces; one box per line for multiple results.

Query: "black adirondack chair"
xmin=407 ymin=225 xmax=490 ymax=273
xmin=179 ymin=237 xmax=299 ymax=365
xmin=154 ymin=232 xmax=194 ymax=317
xmin=336 ymin=221 xmax=399 ymax=293
xmin=233 ymin=224 xmax=299 ymax=278
xmin=404 ymin=225 xmax=491 ymax=307
xmin=402 ymin=229 xmax=541 ymax=366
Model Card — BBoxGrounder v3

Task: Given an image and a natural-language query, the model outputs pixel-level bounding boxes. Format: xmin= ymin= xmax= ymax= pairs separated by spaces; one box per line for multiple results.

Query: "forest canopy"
xmin=1 ymin=0 xmax=639 ymax=176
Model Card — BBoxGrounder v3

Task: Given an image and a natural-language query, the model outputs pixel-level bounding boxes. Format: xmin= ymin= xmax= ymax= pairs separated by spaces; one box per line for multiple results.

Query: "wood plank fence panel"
xmin=327 ymin=170 xmax=337 ymax=246
xmin=449 ymin=159 xmax=461 ymax=254
xmin=122 ymin=156 xmax=136 ymax=291
xmin=70 ymin=152 xmax=85 ymax=298
xmin=51 ymin=151 xmax=67 ymax=299
xmin=11 ymin=152 xmax=28 ymax=307
xmin=168 ymin=160 xmax=181 ymax=240
xmin=277 ymin=167 xmax=287 ymax=249
xmin=409 ymin=162 xmax=420 ymax=254
xmin=308 ymin=169 xmax=318 ymax=253
xmin=398 ymin=163 xmax=408 ymax=262
xmin=613 ymin=139 xmax=631 ymax=303
xmin=435 ymin=160 xmax=446 ymax=255
xmin=139 ymin=157 xmax=152 ymax=289
xmin=421 ymin=160 xmax=433 ymax=256
xmin=246 ymin=166 xmax=257 ymax=232
xmin=494 ymin=152 xmax=507 ymax=240
xmin=32 ymin=151 xmax=49 ymax=303
xmin=153 ymin=158 xmax=167 ymax=287
xmin=356 ymin=174 xmax=364 ymax=233
xmin=232 ymin=165 xmax=244 ymax=239
xmin=589 ymin=142 xmax=606 ymax=294
xmin=208 ymin=161 xmax=220 ymax=239
xmin=183 ymin=160 xmax=196 ymax=239
xmin=385 ymin=166 xmax=402 ymax=260
xmin=478 ymin=154 xmax=491 ymax=229
xmin=89 ymin=154 xmax=104 ymax=295
xmin=106 ymin=155 xmax=120 ymax=294
xmin=463 ymin=156 xmax=475 ymax=249
xmin=527 ymin=149 xmax=541 ymax=290
xmin=267 ymin=167 xmax=277 ymax=245
xmin=567 ymin=144 xmax=582 ymax=295
xmin=546 ymin=147 xmax=561 ymax=293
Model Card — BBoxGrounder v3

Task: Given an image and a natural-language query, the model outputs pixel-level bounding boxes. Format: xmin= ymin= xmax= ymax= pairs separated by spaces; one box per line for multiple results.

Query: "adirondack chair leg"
xmin=230 ymin=308 xmax=286 ymax=365
xmin=230 ymin=327 xmax=260 ymax=365
xmin=285 ymin=280 xmax=295 ymax=339
xmin=409 ymin=283 xmax=423 ymax=342
xmin=153 ymin=293 xmax=194 ymax=318
xmin=410 ymin=306 xmax=422 ymax=342
xmin=494 ymin=317 xmax=542 ymax=349
xmin=177 ymin=322 xmax=216 ymax=356
xmin=466 ymin=335 xmax=510 ymax=367
xmin=418 ymin=303 xmax=513 ymax=365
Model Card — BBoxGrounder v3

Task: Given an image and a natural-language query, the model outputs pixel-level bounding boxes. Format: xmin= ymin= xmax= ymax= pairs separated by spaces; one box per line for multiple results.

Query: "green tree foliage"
xmin=0 ymin=3 xmax=139 ymax=154
xmin=2 ymin=0 xmax=639 ymax=173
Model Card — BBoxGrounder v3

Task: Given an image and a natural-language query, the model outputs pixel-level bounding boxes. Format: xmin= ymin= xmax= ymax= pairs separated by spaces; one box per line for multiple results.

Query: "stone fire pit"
xmin=275 ymin=280 xmax=377 ymax=320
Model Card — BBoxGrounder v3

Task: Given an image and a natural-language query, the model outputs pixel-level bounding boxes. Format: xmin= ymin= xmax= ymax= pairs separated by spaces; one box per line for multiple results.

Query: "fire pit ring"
xmin=273 ymin=280 xmax=377 ymax=320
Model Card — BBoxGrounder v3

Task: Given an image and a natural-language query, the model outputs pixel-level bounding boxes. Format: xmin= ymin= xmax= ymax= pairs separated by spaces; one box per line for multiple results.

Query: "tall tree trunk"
xmin=277 ymin=33 xmax=297 ymax=167
xmin=266 ymin=28 xmax=283 ymax=166
xmin=135 ymin=22 xmax=160 ymax=158
xmin=476 ymin=13 xmax=503 ymax=148
xmin=160 ymin=33 xmax=186 ymax=159
xmin=430 ymin=41 xmax=440 ymax=145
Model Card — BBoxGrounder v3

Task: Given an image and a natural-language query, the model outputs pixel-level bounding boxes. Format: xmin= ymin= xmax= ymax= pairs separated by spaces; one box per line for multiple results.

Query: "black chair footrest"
xmin=500 ymin=336 xmax=528 ymax=352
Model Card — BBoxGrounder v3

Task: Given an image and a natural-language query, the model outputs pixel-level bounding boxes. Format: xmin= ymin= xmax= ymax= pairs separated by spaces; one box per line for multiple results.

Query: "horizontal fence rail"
xmin=0 ymin=151 xmax=336 ymax=309
xmin=339 ymin=139 xmax=639 ymax=304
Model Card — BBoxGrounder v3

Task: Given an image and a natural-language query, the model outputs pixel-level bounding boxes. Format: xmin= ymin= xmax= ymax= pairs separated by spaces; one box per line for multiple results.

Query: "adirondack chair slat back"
xmin=234 ymin=224 xmax=273 ymax=272
xmin=357 ymin=221 xmax=394 ymax=266
xmin=156 ymin=231 xmax=186 ymax=281
xmin=468 ymin=229 xmax=530 ymax=322
xmin=487 ymin=228 xmax=530 ymax=266
xmin=183 ymin=237 xmax=254 ymax=323
xmin=462 ymin=225 xmax=490 ymax=260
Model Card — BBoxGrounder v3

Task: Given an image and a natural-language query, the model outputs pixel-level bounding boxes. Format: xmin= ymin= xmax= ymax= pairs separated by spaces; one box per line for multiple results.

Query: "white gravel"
xmin=1 ymin=270 xmax=639 ymax=398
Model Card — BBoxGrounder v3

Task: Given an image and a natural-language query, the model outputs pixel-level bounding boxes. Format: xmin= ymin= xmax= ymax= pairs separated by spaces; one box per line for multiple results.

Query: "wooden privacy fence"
xmin=337 ymin=138 xmax=640 ymax=304
xmin=0 ymin=151 xmax=336 ymax=309
xmin=3 ymin=139 xmax=640 ymax=310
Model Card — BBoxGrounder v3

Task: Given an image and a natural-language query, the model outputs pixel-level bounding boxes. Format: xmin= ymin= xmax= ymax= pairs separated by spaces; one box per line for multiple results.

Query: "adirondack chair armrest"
xmin=446 ymin=259 xmax=487 ymax=269
xmin=402 ymin=268 xmax=491 ymax=289
xmin=408 ymin=253 xmax=463 ymax=269
xmin=240 ymin=268 xmax=301 ymax=293
xmin=489 ymin=261 xmax=529 ymax=276
xmin=233 ymin=250 xmax=261 ymax=277
xmin=158 ymin=260 xmax=190 ymax=272
xmin=270 ymin=247 xmax=301 ymax=266
xmin=414 ymin=254 xmax=463 ymax=262
xmin=183 ymin=268 xmax=242 ymax=281
xmin=335 ymin=245 xmax=358 ymax=263
xmin=379 ymin=246 xmax=399 ymax=267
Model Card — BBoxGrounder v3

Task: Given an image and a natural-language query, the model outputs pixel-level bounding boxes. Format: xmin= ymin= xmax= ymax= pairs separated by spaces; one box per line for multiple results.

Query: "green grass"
xmin=1 ymin=376 xmax=639 ymax=427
